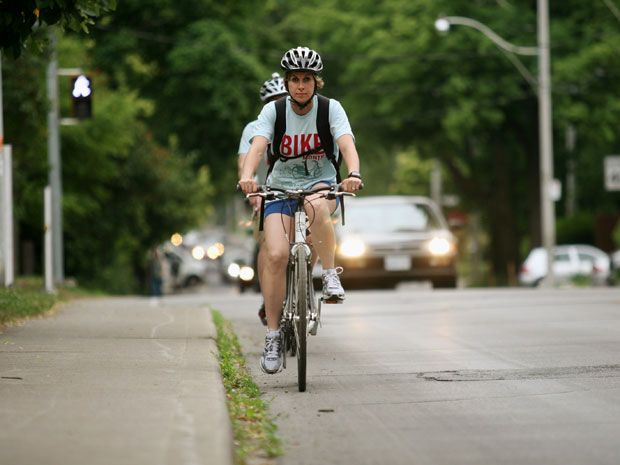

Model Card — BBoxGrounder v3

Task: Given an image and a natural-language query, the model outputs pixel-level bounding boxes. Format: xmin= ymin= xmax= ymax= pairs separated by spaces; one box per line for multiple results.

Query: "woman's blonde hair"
xmin=284 ymin=71 xmax=324 ymax=90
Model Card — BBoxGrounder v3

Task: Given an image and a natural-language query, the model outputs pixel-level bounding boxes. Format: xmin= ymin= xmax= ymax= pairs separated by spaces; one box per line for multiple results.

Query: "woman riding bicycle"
xmin=238 ymin=46 xmax=363 ymax=374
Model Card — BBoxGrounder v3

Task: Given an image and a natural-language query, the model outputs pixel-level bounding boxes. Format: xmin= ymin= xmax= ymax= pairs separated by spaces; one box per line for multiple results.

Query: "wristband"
xmin=347 ymin=171 xmax=362 ymax=180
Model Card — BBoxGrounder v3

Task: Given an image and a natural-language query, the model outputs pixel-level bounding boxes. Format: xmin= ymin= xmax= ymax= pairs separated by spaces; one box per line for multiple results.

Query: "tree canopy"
xmin=3 ymin=0 xmax=619 ymax=289
xmin=0 ymin=0 xmax=116 ymax=56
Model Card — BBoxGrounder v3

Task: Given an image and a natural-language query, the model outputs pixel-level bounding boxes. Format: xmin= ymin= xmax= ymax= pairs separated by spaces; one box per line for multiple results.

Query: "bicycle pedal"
xmin=308 ymin=319 xmax=319 ymax=336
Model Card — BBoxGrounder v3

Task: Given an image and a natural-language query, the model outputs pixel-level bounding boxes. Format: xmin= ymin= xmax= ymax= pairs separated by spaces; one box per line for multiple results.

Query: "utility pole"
xmin=0 ymin=51 xmax=5 ymax=285
xmin=47 ymin=30 xmax=64 ymax=283
xmin=430 ymin=159 xmax=442 ymax=207
xmin=537 ymin=0 xmax=556 ymax=286
xmin=565 ymin=124 xmax=576 ymax=217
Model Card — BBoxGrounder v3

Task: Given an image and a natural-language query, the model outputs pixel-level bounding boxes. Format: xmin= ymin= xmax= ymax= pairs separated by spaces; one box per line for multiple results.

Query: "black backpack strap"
xmin=316 ymin=94 xmax=339 ymax=180
xmin=266 ymin=97 xmax=287 ymax=178
xmin=316 ymin=94 xmax=346 ymax=224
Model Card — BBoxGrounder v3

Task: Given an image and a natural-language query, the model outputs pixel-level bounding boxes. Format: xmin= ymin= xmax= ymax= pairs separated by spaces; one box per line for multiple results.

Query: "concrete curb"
xmin=203 ymin=308 xmax=235 ymax=465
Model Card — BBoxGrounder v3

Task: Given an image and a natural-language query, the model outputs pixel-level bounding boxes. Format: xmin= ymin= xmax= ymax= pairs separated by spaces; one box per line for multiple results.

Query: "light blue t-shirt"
xmin=238 ymin=120 xmax=257 ymax=155
xmin=238 ymin=120 xmax=269 ymax=183
xmin=252 ymin=95 xmax=354 ymax=190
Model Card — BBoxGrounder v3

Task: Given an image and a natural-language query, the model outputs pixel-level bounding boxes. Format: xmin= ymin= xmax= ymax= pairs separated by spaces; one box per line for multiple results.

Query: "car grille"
xmin=338 ymin=256 xmax=445 ymax=270
xmin=372 ymin=243 xmax=423 ymax=253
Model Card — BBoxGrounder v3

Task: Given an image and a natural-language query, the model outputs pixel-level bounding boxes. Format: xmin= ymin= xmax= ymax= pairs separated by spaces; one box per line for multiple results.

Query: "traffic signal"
xmin=71 ymin=75 xmax=92 ymax=119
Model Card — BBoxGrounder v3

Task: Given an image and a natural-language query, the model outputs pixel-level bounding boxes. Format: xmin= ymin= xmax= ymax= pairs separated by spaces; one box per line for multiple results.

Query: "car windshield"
xmin=344 ymin=202 xmax=443 ymax=233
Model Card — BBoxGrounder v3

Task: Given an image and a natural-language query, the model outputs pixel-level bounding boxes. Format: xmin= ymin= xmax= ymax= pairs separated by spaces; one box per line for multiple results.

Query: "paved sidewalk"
xmin=0 ymin=297 xmax=233 ymax=465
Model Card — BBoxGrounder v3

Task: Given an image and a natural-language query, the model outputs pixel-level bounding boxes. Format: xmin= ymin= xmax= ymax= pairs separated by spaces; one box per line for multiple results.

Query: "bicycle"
xmin=247 ymin=184 xmax=355 ymax=392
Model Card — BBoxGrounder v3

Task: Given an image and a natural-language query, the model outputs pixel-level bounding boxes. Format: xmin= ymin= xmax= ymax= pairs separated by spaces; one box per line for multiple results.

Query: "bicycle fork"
xmin=293 ymin=211 xmax=322 ymax=336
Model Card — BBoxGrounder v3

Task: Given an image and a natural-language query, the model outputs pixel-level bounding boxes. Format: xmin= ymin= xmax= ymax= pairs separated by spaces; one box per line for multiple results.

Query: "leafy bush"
xmin=556 ymin=212 xmax=595 ymax=245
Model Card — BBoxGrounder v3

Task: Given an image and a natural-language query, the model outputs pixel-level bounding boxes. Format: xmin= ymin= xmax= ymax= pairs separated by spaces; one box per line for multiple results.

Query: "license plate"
xmin=384 ymin=255 xmax=411 ymax=271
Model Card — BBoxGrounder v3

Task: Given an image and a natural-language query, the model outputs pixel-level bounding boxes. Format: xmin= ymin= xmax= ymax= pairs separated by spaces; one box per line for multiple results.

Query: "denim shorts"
xmin=264 ymin=181 xmax=340 ymax=218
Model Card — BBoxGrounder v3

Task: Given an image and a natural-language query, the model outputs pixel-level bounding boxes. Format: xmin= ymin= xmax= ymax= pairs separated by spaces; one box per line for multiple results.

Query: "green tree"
xmin=88 ymin=0 xmax=280 ymax=198
xmin=3 ymin=33 xmax=212 ymax=292
xmin=0 ymin=0 xmax=116 ymax=56
xmin=2 ymin=31 xmax=50 ymax=273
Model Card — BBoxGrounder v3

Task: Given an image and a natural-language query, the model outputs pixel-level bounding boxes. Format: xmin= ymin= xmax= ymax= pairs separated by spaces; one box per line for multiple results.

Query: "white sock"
xmin=267 ymin=329 xmax=280 ymax=338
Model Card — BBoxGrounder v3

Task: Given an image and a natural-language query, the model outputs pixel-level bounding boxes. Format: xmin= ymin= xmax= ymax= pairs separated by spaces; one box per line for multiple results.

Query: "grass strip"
xmin=211 ymin=310 xmax=282 ymax=465
xmin=0 ymin=276 xmax=104 ymax=327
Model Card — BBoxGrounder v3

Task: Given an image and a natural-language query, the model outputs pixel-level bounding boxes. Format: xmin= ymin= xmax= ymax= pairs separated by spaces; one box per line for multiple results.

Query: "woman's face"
xmin=287 ymin=71 xmax=315 ymax=105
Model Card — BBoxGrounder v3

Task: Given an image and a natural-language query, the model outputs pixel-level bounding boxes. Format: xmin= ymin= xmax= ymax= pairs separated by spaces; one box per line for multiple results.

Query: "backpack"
xmin=266 ymin=94 xmax=342 ymax=183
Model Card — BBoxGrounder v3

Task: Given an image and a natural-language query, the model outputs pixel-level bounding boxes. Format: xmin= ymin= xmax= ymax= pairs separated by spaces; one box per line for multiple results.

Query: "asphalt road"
xmin=213 ymin=286 xmax=620 ymax=465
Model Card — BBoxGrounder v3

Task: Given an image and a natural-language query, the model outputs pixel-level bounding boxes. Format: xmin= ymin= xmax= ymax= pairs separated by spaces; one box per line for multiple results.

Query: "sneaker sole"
xmin=260 ymin=358 xmax=283 ymax=374
xmin=322 ymin=294 xmax=345 ymax=304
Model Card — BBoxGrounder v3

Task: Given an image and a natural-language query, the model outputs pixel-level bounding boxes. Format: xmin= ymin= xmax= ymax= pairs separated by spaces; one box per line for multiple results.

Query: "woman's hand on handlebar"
xmin=340 ymin=176 xmax=363 ymax=193
xmin=238 ymin=178 xmax=258 ymax=195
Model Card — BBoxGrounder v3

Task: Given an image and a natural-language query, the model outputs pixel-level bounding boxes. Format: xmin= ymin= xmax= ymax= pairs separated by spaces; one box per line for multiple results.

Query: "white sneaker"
xmin=260 ymin=330 xmax=283 ymax=374
xmin=322 ymin=267 xmax=345 ymax=303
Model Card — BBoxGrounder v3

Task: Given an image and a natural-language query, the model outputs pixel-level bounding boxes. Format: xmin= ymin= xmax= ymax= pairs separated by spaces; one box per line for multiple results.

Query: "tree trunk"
xmin=485 ymin=141 xmax=521 ymax=286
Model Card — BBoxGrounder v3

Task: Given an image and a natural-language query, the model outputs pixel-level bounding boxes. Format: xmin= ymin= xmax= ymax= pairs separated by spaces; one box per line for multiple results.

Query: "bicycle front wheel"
xmin=293 ymin=246 xmax=309 ymax=392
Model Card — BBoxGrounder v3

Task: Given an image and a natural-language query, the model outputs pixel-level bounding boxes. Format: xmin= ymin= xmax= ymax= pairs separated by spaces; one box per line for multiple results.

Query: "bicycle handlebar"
xmin=244 ymin=184 xmax=357 ymax=201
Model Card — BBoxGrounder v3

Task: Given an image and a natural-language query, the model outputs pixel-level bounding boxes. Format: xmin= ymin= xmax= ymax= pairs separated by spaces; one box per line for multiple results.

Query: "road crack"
xmin=418 ymin=364 xmax=620 ymax=382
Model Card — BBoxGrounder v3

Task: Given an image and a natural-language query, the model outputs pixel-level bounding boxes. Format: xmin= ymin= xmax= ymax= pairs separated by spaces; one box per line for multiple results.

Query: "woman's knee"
xmin=306 ymin=198 xmax=332 ymax=221
xmin=263 ymin=247 xmax=288 ymax=270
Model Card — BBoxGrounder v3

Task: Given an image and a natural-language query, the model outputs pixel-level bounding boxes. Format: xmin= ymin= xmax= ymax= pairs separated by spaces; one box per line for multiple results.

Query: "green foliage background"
xmin=2 ymin=0 xmax=620 ymax=289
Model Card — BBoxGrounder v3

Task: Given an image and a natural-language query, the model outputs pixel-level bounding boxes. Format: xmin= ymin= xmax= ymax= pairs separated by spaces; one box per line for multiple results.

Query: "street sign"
xmin=604 ymin=155 xmax=620 ymax=191
xmin=550 ymin=178 xmax=562 ymax=201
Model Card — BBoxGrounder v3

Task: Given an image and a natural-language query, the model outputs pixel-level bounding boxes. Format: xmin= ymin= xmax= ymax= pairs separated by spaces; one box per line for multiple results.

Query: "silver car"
xmin=323 ymin=195 xmax=458 ymax=288
xmin=519 ymin=244 xmax=611 ymax=287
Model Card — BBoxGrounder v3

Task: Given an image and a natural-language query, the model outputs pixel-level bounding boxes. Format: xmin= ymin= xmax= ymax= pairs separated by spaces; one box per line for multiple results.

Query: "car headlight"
xmin=192 ymin=246 xmax=206 ymax=260
xmin=428 ymin=237 xmax=453 ymax=256
xmin=339 ymin=237 xmax=366 ymax=258
xmin=227 ymin=263 xmax=240 ymax=278
xmin=207 ymin=242 xmax=225 ymax=260
xmin=239 ymin=266 xmax=255 ymax=282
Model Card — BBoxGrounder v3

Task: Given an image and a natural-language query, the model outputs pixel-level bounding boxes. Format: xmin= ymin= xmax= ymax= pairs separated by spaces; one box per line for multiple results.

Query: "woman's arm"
xmin=239 ymin=136 xmax=269 ymax=193
xmin=336 ymin=134 xmax=362 ymax=192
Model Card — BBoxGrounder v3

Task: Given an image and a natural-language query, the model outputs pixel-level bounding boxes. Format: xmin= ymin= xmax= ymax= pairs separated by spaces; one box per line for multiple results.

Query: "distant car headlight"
xmin=192 ymin=246 xmax=206 ymax=260
xmin=339 ymin=237 xmax=366 ymax=258
xmin=207 ymin=242 xmax=225 ymax=260
xmin=239 ymin=266 xmax=255 ymax=282
xmin=428 ymin=237 xmax=452 ymax=256
xmin=227 ymin=263 xmax=241 ymax=278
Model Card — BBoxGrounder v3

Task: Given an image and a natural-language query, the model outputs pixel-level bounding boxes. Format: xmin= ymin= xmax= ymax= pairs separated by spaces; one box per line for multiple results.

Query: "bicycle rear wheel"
xmin=293 ymin=246 xmax=309 ymax=392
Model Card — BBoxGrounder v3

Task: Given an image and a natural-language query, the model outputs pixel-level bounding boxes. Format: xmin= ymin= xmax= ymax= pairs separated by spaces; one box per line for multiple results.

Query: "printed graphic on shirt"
xmin=279 ymin=134 xmax=326 ymax=157
xmin=278 ymin=132 xmax=328 ymax=181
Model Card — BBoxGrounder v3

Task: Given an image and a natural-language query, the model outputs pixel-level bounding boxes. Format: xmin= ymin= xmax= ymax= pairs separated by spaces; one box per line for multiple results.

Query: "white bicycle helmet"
xmin=259 ymin=72 xmax=287 ymax=102
xmin=281 ymin=46 xmax=323 ymax=73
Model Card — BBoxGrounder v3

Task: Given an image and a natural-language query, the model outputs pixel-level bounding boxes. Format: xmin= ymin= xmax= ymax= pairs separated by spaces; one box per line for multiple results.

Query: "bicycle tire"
xmin=294 ymin=246 xmax=309 ymax=392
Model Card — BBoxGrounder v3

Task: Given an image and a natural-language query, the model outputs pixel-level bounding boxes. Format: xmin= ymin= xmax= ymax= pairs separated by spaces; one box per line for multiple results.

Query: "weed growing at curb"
xmin=212 ymin=310 xmax=282 ymax=465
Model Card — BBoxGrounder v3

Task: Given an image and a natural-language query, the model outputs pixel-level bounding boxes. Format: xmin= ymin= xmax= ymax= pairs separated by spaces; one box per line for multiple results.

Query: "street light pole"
xmin=0 ymin=51 xmax=5 ymax=285
xmin=435 ymin=0 xmax=556 ymax=285
xmin=537 ymin=0 xmax=556 ymax=287
xmin=46 ymin=30 xmax=64 ymax=284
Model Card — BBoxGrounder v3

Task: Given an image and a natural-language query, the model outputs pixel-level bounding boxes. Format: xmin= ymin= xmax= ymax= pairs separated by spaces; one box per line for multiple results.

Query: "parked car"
xmin=315 ymin=195 xmax=458 ymax=289
xmin=519 ymin=244 xmax=611 ymax=287
xmin=163 ymin=244 xmax=209 ymax=289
